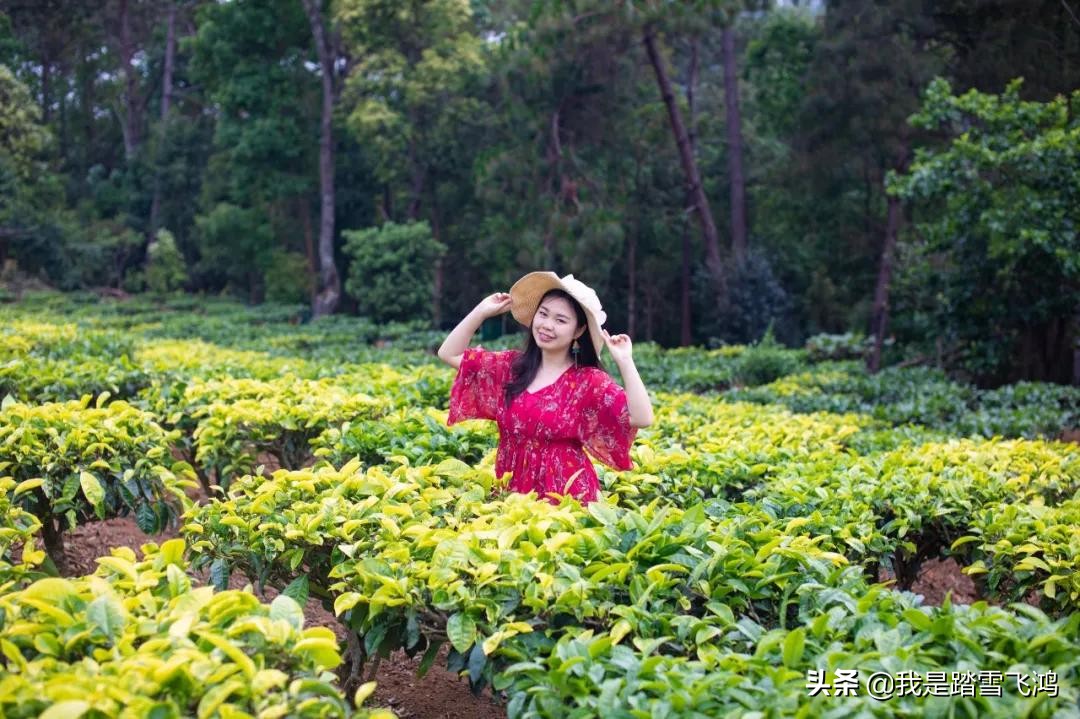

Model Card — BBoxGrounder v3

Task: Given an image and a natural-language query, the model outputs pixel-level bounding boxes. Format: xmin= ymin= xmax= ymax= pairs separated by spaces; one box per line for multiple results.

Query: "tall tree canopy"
xmin=1 ymin=0 xmax=1077 ymax=382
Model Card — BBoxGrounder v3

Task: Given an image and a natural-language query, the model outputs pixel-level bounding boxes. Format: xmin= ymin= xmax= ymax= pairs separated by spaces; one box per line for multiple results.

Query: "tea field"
xmin=2 ymin=292 xmax=1079 ymax=718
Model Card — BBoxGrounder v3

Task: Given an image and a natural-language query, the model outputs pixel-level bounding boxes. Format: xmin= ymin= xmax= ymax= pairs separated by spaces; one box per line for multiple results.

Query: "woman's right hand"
xmin=439 ymin=292 xmax=511 ymax=369
xmin=476 ymin=292 xmax=512 ymax=319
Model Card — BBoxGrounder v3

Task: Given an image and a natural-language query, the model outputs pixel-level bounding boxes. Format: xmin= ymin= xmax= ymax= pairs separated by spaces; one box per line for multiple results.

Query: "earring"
xmin=571 ymin=339 xmax=580 ymax=367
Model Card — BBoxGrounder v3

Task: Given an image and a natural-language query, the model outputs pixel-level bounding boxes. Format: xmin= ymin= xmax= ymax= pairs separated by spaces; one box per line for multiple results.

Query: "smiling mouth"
xmin=538 ymin=333 xmax=555 ymax=342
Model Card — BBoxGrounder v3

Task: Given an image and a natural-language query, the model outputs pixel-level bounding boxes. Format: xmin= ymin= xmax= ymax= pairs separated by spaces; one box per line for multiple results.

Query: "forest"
xmin=1 ymin=0 xmax=1078 ymax=385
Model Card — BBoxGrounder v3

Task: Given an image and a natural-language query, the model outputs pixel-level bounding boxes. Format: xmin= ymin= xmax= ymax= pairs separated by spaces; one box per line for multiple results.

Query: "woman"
xmin=437 ymin=271 xmax=653 ymax=503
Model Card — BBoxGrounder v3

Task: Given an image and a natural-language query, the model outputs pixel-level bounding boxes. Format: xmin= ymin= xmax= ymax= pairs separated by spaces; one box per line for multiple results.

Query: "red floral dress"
xmin=448 ymin=348 xmax=637 ymax=503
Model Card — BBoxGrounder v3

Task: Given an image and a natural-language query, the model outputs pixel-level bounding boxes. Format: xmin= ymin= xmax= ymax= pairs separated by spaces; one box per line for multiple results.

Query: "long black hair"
xmin=504 ymin=289 xmax=603 ymax=407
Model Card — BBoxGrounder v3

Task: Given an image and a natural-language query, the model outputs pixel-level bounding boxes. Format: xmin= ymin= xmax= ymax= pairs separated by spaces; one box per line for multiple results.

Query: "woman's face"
xmin=532 ymin=296 xmax=585 ymax=355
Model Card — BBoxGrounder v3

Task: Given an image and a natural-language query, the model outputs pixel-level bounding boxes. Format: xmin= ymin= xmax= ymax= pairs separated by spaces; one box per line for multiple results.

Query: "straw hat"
xmin=509 ymin=271 xmax=607 ymax=357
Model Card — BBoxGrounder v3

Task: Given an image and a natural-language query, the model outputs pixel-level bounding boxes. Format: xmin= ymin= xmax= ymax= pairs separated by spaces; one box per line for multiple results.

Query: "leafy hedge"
xmin=0 ymin=540 xmax=395 ymax=719
xmin=0 ymin=476 xmax=45 ymax=591
xmin=0 ymin=395 xmax=192 ymax=566
xmin=185 ymin=459 xmax=1080 ymax=718
xmin=727 ymin=362 xmax=1080 ymax=439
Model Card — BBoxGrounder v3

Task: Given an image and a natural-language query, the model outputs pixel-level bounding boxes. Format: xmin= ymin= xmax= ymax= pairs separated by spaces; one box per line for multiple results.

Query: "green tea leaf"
xmin=135 ymin=502 xmax=159 ymax=534
xmin=86 ymin=596 xmax=126 ymax=643
xmin=468 ymin=642 xmax=487 ymax=686
xmin=41 ymin=701 xmax=89 ymax=719
xmin=446 ymin=612 xmax=476 ymax=654
xmin=79 ymin=471 xmax=104 ymax=510
xmin=782 ymin=628 xmax=805 ymax=667
xmin=270 ymin=595 xmax=304 ymax=631
xmin=281 ymin=575 xmax=309 ymax=607
xmin=209 ymin=559 xmax=230 ymax=591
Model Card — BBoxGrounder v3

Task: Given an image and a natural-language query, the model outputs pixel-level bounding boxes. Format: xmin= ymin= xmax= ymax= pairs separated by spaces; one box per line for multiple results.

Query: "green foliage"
xmin=194 ymin=202 xmax=273 ymax=297
xmin=343 ymin=221 xmax=446 ymax=323
xmin=624 ymin=343 xmax=743 ymax=393
xmin=957 ymin=496 xmax=1080 ymax=615
xmin=728 ymin=362 xmax=1080 ymax=440
xmin=0 ymin=64 xmax=50 ymax=180
xmin=186 ymin=439 xmax=1080 ymax=716
xmin=0 ymin=540 xmax=395 ymax=718
xmin=311 ymin=408 xmax=496 ymax=468
xmin=144 ymin=229 xmax=188 ymax=294
xmin=731 ymin=324 xmax=804 ymax=386
xmin=0 ymin=318 xmax=151 ymax=402
xmin=889 ymin=78 xmax=1080 ymax=383
xmin=183 ymin=375 xmax=393 ymax=486
xmin=337 ymin=0 xmax=488 ymax=193
xmin=264 ymin=249 xmax=312 ymax=304
xmin=804 ymin=331 xmax=871 ymax=362
xmin=0 ymin=476 xmax=44 ymax=590
xmin=693 ymin=253 xmax=794 ymax=346
xmin=743 ymin=8 xmax=818 ymax=139
xmin=3 ymin=296 xmax=1080 ymax=716
xmin=3 ymin=0 xmax=1078 ymax=367
xmin=0 ymin=64 xmax=74 ymax=286
xmin=0 ymin=396 xmax=193 ymax=562
xmin=58 ymin=219 xmax=146 ymax=292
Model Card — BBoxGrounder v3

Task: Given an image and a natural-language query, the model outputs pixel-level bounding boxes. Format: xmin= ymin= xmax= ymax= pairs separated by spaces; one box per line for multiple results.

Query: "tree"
xmin=719 ymin=8 xmax=749 ymax=266
xmin=300 ymin=0 xmax=342 ymax=317
xmin=890 ymin=78 xmax=1080 ymax=384
xmin=336 ymin=0 xmax=489 ymax=322
xmin=0 ymin=64 xmax=60 ymax=267
xmin=147 ymin=0 xmax=179 ymax=238
xmin=642 ymin=23 xmax=725 ymax=295
xmin=777 ymin=1 xmax=942 ymax=355
xmin=188 ymin=0 xmax=319 ymax=299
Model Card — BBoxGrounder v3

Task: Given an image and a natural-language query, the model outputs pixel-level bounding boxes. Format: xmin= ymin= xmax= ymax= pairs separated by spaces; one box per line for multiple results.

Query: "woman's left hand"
xmin=602 ymin=329 xmax=634 ymax=365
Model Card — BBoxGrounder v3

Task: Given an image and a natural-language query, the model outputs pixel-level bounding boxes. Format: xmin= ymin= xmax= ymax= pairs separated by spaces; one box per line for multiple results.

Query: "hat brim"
xmin=509 ymin=271 xmax=605 ymax=358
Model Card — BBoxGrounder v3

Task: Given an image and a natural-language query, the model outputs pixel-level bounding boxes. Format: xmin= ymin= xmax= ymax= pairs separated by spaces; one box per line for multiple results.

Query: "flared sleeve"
xmin=448 ymin=348 xmax=516 ymax=424
xmin=578 ymin=369 xmax=638 ymax=470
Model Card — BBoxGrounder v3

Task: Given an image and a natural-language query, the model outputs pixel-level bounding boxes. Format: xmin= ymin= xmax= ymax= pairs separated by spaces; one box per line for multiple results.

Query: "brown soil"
xmin=906 ymin=557 xmax=979 ymax=606
xmin=59 ymin=515 xmax=506 ymax=719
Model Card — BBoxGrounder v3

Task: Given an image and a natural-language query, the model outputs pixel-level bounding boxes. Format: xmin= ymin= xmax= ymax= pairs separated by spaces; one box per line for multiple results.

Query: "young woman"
xmin=437 ymin=271 xmax=653 ymax=503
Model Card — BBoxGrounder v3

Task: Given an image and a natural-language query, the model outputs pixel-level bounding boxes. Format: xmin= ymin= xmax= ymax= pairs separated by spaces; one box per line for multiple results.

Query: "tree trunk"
xmin=149 ymin=2 xmax=178 ymax=238
xmin=1073 ymin=306 xmax=1080 ymax=385
xmin=868 ymin=141 xmax=911 ymax=374
xmin=57 ymin=70 xmax=67 ymax=159
xmin=543 ymin=107 xmax=564 ymax=270
xmin=721 ymin=25 xmax=748 ymax=265
xmin=406 ymin=128 xmax=426 ymax=220
xmin=80 ymin=38 xmax=95 ymax=172
xmin=118 ymin=0 xmax=142 ymax=159
xmin=433 ymin=257 xmax=444 ymax=328
xmin=40 ymin=56 xmax=52 ymax=124
xmin=302 ymin=0 xmax=341 ymax=317
xmin=429 ymin=180 xmax=443 ymax=327
xmin=37 ymin=495 xmax=67 ymax=574
xmin=681 ymin=36 xmax=700 ymax=346
xmin=302 ymin=198 xmax=318 ymax=303
xmin=627 ymin=229 xmax=637 ymax=338
xmin=407 ymin=160 xmax=425 ymax=219
xmin=642 ymin=25 xmax=726 ymax=300
xmin=159 ymin=5 xmax=177 ymax=120
xmin=645 ymin=283 xmax=655 ymax=342
xmin=867 ymin=193 xmax=901 ymax=373
xmin=680 ymin=221 xmax=691 ymax=346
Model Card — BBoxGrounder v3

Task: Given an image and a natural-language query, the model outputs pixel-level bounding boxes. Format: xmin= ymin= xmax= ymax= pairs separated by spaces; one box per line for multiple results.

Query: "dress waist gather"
xmin=501 ymin=435 xmax=582 ymax=447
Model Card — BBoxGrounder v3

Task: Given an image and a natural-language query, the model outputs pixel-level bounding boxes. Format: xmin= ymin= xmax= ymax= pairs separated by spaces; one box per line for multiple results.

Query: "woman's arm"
xmin=602 ymin=331 xmax=653 ymax=428
xmin=437 ymin=292 xmax=511 ymax=369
